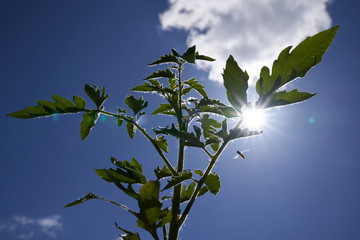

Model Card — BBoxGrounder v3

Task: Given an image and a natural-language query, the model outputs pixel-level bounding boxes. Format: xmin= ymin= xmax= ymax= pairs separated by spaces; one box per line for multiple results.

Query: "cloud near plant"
xmin=0 ymin=215 xmax=62 ymax=239
xmin=160 ymin=0 xmax=332 ymax=84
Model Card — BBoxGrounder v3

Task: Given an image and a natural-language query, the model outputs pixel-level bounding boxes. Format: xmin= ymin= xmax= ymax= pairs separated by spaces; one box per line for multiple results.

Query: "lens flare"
xmin=242 ymin=108 xmax=265 ymax=129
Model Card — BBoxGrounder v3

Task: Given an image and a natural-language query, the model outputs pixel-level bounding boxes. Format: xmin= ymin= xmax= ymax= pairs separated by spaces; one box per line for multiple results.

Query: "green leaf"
xmin=120 ymin=233 xmax=141 ymax=240
xmin=195 ymin=52 xmax=215 ymax=61
xmin=148 ymin=53 xmax=179 ymax=66
xmin=194 ymin=169 xmax=203 ymax=176
xmin=8 ymin=94 xmax=85 ymax=119
xmin=131 ymin=83 xmax=156 ymax=92
xmin=116 ymin=108 xmax=126 ymax=127
xmin=210 ymin=140 xmax=220 ymax=152
xmin=162 ymin=172 xmax=193 ymax=191
xmin=95 ymin=157 xmax=146 ymax=184
xmin=157 ymin=210 xmax=172 ymax=227
xmin=180 ymin=182 xmax=196 ymax=203
xmin=152 ymin=104 xmax=176 ymax=116
xmin=157 ymin=124 xmax=204 ymax=148
xmin=138 ymin=181 xmax=168 ymax=230
xmin=227 ymin=128 xmax=263 ymax=141
xmin=115 ymin=223 xmax=141 ymax=240
xmin=95 ymin=167 xmax=146 ymax=185
xmin=146 ymin=69 xmax=175 ymax=80
xmin=73 ymin=95 xmax=86 ymax=109
xmin=111 ymin=157 xmax=144 ymax=175
xmin=193 ymin=125 xmax=201 ymax=139
xmin=256 ymin=26 xmax=339 ymax=107
xmin=84 ymin=84 xmax=108 ymax=109
xmin=80 ymin=111 xmax=98 ymax=140
xmin=198 ymin=186 xmax=209 ymax=197
xmin=265 ymin=89 xmax=316 ymax=108
xmin=171 ymin=48 xmax=180 ymax=57
xmin=154 ymin=165 xmax=172 ymax=180
xmin=114 ymin=182 xmax=139 ymax=200
xmin=182 ymin=87 xmax=192 ymax=96
xmin=168 ymin=78 xmax=177 ymax=90
xmin=199 ymin=114 xmax=221 ymax=139
xmin=126 ymin=121 xmax=136 ymax=139
xmin=182 ymin=45 xmax=196 ymax=63
xmin=64 ymin=193 xmax=97 ymax=208
xmin=194 ymin=98 xmax=239 ymax=118
xmin=204 ymin=172 xmax=221 ymax=195
xmin=184 ymin=78 xmax=208 ymax=98
xmin=216 ymin=119 xmax=228 ymax=139
xmin=125 ymin=95 xmax=148 ymax=116
xmin=223 ymin=55 xmax=249 ymax=112
xmin=155 ymin=136 xmax=168 ymax=153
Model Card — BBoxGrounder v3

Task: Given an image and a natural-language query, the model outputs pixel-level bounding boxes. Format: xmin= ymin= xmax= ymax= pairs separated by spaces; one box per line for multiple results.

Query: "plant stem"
xmin=162 ymin=225 xmax=167 ymax=240
xmin=202 ymin=147 xmax=214 ymax=158
xmin=177 ymin=140 xmax=229 ymax=228
xmin=169 ymin=62 xmax=185 ymax=240
xmin=169 ymin=140 xmax=184 ymax=240
xmin=177 ymin=119 xmax=243 ymax=227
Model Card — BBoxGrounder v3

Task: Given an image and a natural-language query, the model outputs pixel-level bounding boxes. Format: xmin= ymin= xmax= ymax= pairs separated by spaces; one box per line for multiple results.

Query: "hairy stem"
xmin=169 ymin=62 xmax=185 ymax=240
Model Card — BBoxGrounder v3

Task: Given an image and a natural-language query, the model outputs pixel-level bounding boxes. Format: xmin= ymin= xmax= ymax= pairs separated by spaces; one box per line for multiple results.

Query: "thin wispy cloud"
xmin=0 ymin=215 xmax=62 ymax=239
xmin=160 ymin=0 xmax=332 ymax=84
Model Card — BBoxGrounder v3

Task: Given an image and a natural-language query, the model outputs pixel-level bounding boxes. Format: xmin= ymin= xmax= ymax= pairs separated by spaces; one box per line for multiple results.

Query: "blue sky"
xmin=1 ymin=1 xmax=359 ymax=239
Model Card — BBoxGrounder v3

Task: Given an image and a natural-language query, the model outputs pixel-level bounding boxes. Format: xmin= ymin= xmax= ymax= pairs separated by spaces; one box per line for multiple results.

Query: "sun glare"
xmin=242 ymin=108 xmax=265 ymax=129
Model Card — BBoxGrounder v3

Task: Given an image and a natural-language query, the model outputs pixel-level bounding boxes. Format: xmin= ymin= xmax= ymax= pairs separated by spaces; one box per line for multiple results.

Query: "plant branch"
xmin=162 ymin=225 xmax=167 ymax=240
xmin=97 ymin=110 xmax=177 ymax=176
xmin=202 ymin=147 xmax=214 ymax=158
xmin=177 ymin=139 xmax=228 ymax=228
xmin=177 ymin=118 xmax=244 ymax=227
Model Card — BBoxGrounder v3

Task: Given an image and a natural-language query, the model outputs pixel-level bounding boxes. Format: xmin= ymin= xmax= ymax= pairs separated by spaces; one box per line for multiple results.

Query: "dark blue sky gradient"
xmin=1 ymin=1 xmax=360 ymax=239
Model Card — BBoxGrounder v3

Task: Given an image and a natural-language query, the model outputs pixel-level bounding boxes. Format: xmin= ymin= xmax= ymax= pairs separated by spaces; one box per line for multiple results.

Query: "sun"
xmin=242 ymin=108 xmax=265 ymax=129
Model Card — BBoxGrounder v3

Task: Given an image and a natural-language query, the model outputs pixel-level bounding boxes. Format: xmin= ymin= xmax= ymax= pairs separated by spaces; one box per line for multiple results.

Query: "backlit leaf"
xmin=138 ymin=181 xmax=168 ymax=230
xmin=181 ymin=45 xmax=196 ymax=63
xmin=157 ymin=124 xmax=204 ymax=148
xmin=265 ymin=89 xmax=316 ymax=108
xmin=204 ymin=172 xmax=221 ymax=195
xmin=148 ymin=53 xmax=178 ymax=66
xmin=223 ymin=55 xmax=249 ymax=112
xmin=152 ymin=104 xmax=176 ymax=116
xmin=84 ymin=84 xmax=108 ymax=109
xmin=115 ymin=223 xmax=141 ymax=240
xmin=155 ymin=136 xmax=168 ymax=153
xmin=154 ymin=165 xmax=172 ymax=180
xmin=126 ymin=121 xmax=136 ymax=139
xmin=256 ymin=26 xmax=339 ymax=107
xmin=146 ymin=69 xmax=175 ymax=80
xmin=8 ymin=94 xmax=85 ymax=119
xmin=80 ymin=111 xmax=98 ymax=140
xmin=195 ymin=52 xmax=215 ymax=62
xmin=227 ymin=128 xmax=263 ymax=141
xmin=184 ymin=78 xmax=208 ymax=98
xmin=125 ymin=95 xmax=148 ymax=116
xmin=180 ymin=182 xmax=196 ymax=203
xmin=162 ymin=172 xmax=193 ymax=191
xmin=199 ymin=114 xmax=221 ymax=139
xmin=64 ymin=193 xmax=97 ymax=208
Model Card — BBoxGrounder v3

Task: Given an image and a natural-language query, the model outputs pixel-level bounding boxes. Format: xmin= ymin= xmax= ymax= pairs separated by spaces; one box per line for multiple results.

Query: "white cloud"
xmin=0 ymin=215 xmax=62 ymax=239
xmin=160 ymin=0 xmax=332 ymax=85
xmin=13 ymin=216 xmax=36 ymax=226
